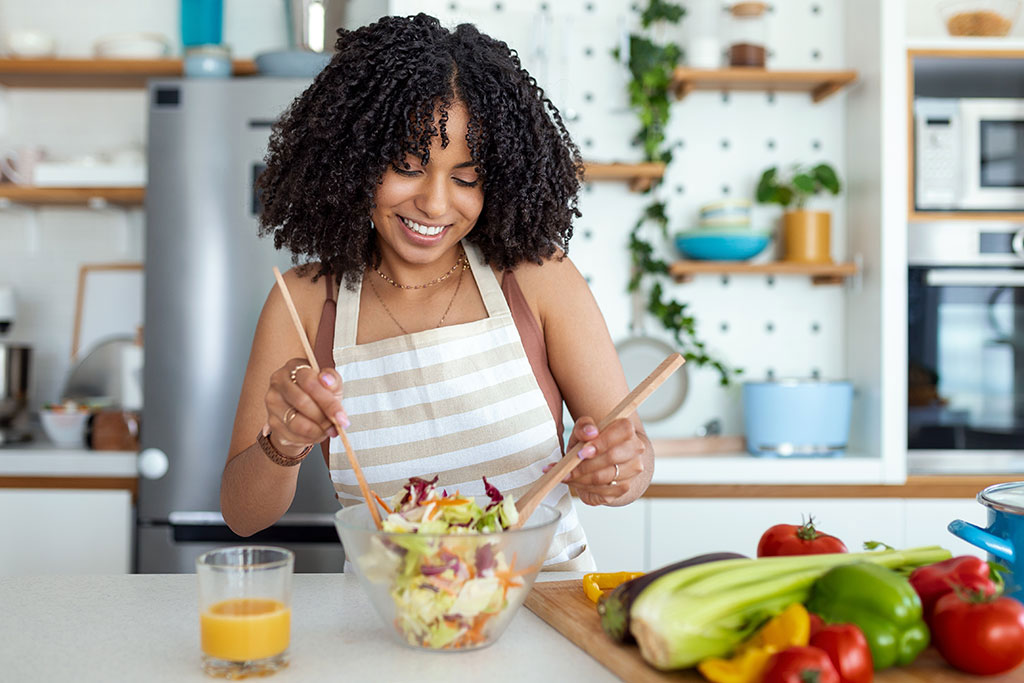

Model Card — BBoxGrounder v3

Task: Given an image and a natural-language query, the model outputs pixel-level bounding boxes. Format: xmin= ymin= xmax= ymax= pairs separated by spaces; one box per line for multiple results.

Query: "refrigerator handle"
xmin=138 ymin=447 xmax=169 ymax=479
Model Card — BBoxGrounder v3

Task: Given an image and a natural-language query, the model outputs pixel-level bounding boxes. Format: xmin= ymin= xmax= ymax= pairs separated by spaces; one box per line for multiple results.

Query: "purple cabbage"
xmin=475 ymin=543 xmax=496 ymax=573
xmin=400 ymin=475 xmax=439 ymax=506
xmin=482 ymin=476 xmax=503 ymax=510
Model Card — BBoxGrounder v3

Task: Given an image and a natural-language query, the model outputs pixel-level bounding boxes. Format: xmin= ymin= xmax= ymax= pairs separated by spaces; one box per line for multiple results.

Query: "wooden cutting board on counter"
xmin=524 ymin=580 xmax=1024 ymax=682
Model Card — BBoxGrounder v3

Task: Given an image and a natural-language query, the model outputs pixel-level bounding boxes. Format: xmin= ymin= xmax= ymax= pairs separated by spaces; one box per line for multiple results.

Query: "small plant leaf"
xmin=792 ymin=173 xmax=816 ymax=194
xmin=813 ymin=163 xmax=841 ymax=194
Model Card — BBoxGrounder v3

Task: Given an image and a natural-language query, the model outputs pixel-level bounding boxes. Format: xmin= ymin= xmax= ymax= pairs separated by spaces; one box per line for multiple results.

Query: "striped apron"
xmin=328 ymin=241 xmax=593 ymax=571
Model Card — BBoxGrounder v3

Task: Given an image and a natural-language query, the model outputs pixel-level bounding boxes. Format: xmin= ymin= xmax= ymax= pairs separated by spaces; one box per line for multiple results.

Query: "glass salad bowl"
xmin=334 ymin=502 xmax=561 ymax=651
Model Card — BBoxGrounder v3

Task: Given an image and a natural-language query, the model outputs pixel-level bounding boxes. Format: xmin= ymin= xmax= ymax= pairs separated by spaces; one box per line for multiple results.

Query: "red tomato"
xmin=810 ymin=623 xmax=873 ymax=683
xmin=809 ymin=612 xmax=826 ymax=637
xmin=931 ymin=590 xmax=1024 ymax=676
xmin=763 ymin=646 xmax=840 ymax=683
xmin=757 ymin=518 xmax=848 ymax=557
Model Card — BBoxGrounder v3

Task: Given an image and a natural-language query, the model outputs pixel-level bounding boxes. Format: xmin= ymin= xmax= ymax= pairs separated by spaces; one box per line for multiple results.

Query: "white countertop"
xmin=4 ymin=441 xmax=1023 ymax=484
xmin=0 ymin=446 xmax=137 ymax=477
xmin=0 ymin=573 xmax=614 ymax=682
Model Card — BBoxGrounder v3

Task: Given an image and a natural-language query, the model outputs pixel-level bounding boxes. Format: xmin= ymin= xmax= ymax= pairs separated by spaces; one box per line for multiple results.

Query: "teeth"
xmin=401 ymin=216 xmax=446 ymax=236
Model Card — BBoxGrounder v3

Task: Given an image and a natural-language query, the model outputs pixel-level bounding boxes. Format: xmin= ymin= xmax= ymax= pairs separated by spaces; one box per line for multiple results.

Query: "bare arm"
xmin=515 ymin=256 xmax=654 ymax=506
xmin=220 ymin=268 xmax=346 ymax=535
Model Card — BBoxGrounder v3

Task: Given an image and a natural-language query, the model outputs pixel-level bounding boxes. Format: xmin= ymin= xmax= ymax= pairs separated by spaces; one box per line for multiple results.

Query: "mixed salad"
xmin=360 ymin=476 xmax=533 ymax=649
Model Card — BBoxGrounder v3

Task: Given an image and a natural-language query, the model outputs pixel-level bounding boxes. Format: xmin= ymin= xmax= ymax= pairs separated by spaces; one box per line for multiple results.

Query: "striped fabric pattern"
xmin=328 ymin=241 xmax=593 ymax=571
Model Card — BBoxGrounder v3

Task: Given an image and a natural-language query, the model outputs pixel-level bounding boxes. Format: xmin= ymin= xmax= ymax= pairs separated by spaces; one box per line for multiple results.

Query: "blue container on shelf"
xmin=743 ymin=379 xmax=853 ymax=457
xmin=181 ymin=0 xmax=223 ymax=47
xmin=675 ymin=228 xmax=771 ymax=261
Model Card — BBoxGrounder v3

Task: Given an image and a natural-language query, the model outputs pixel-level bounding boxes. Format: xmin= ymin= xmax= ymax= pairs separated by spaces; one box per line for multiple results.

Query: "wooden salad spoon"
xmin=513 ymin=352 xmax=685 ymax=529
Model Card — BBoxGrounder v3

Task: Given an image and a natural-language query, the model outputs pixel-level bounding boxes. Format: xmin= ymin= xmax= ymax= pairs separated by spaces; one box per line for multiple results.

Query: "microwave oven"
xmin=915 ymin=97 xmax=1024 ymax=211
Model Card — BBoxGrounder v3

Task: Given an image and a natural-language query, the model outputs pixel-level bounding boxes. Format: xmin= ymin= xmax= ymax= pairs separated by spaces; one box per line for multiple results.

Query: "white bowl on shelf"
xmin=93 ymin=33 xmax=171 ymax=59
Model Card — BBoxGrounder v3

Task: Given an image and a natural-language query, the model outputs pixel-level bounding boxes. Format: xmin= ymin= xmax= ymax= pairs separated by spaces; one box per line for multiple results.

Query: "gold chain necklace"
xmin=368 ymin=260 xmax=467 ymax=335
xmin=374 ymin=251 xmax=466 ymax=290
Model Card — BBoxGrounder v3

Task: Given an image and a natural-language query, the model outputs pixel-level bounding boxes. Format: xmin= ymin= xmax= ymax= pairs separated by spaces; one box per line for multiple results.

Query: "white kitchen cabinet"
xmin=648 ymin=499 xmax=905 ymax=568
xmin=574 ymin=498 xmax=648 ymax=572
xmin=0 ymin=489 xmax=132 ymax=574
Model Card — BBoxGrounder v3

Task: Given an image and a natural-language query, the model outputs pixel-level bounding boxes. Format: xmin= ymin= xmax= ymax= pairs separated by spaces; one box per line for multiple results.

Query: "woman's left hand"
xmin=548 ymin=416 xmax=648 ymax=506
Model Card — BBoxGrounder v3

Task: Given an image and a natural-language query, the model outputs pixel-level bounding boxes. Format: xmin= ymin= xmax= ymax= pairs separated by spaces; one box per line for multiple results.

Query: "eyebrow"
xmin=453 ymin=161 xmax=476 ymax=169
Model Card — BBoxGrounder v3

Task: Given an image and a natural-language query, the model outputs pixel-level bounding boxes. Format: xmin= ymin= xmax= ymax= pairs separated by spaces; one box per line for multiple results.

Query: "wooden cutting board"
xmin=524 ymin=580 xmax=1024 ymax=683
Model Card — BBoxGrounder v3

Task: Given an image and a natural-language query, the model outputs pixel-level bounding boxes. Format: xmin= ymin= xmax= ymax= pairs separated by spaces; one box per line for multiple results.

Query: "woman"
xmin=222 ymin=14 xmax=654 ymax=570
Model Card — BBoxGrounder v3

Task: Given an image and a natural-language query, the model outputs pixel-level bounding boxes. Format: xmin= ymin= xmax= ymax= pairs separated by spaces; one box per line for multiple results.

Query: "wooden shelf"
xmin=0 ymin=58 xmax=257 ymax=88
xmin=669 ymin=260 xmax=858 ymax=285
xmin=910 ymin=210 xmax=1024 ymax=222
xmin=0 ymin=186 xmax=144 ymax=206
xmin=907 ymin=44 xmax=1024 ymax=58
xmin=671 ymin=67 xmax=857 ymax=102
xmin=582 ymin=161 xmax=665 ymax=192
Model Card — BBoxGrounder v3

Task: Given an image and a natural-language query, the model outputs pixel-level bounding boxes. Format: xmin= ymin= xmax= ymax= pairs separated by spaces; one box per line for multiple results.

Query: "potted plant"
xmin=756 ymin=163 xmax=841 ymax=264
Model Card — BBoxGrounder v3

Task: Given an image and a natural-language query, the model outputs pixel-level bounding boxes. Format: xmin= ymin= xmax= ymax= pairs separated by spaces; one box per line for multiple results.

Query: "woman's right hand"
xmin=263 ymin=359 xmax=348 ymax=457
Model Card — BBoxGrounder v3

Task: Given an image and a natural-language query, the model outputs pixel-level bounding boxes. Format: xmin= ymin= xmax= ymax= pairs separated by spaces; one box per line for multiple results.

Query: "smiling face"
xmin=371 ymin=102 xmax=484 ymax=273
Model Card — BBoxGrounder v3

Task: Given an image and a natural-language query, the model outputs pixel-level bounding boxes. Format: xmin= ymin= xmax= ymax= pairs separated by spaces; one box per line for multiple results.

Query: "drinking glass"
xmin=196 ymin=546 xmax=293 ymax=678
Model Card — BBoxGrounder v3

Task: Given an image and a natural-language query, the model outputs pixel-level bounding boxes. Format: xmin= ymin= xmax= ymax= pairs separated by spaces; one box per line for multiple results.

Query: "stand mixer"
xmin=0 ymin=286 xmax=31 ymax=445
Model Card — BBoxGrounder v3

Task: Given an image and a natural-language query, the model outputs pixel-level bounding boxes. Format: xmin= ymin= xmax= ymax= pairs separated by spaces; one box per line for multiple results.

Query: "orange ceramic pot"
xmin=782 ymin=210 xmax=832 ymax=263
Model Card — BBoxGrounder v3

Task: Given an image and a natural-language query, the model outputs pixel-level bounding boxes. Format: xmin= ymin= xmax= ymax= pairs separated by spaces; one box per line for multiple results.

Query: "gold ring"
xmin=283 ymin=407 xmax=298 ymax=425
xmin=289 ymin=363 xmax=312 ymax=384
xmin=611 ymin=463 xmax=619 ymax=486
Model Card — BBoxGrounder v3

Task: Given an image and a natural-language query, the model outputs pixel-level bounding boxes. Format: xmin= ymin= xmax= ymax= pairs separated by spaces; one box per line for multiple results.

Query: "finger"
xmin=568 ymin=454 xmax=643 ymax=487
xmin=570 ymin=419 xmax=640 ymax=475
xmin=567 ymin=416 xmax=600 ymax=451
xmin=274 ymin=365 xmax=348 ymax=434
xmin=265 ymin=391 xmax=334 ymax=446
xmin=571 ymin=479 xmax=631 ymax=505
xmin=285 ymin=361 xmax=348 ymax=426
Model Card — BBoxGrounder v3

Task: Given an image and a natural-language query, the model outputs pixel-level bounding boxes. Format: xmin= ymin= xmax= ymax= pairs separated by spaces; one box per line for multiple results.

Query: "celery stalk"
xmin=630 ymin=545 xmax=951 ymax=670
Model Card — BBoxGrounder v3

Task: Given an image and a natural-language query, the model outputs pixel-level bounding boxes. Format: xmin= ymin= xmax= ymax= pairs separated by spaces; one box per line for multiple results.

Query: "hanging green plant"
xmin=615 ymin=0 xmax=738 ymax=385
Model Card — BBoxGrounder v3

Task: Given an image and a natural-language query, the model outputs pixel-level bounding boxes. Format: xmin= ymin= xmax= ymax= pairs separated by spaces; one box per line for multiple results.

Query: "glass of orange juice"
xmin=196 ymin=546 xmax=293 ymax=678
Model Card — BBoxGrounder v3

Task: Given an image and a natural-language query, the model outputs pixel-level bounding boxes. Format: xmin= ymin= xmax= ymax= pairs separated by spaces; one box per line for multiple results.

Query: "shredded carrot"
xmin=372 ymin=490 xmax=393 ymax=515
xmin=433 ymin=497 xmax=471 ymax=507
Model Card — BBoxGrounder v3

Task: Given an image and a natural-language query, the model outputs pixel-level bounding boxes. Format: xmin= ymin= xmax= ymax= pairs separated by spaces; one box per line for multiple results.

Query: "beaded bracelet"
xmin=257 ymin=430 xmax=313 ymax=467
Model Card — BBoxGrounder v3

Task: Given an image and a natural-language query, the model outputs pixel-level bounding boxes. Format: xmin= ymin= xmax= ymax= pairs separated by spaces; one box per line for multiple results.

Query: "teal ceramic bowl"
xmin=675 ymin=228 xmax=771 ymax=261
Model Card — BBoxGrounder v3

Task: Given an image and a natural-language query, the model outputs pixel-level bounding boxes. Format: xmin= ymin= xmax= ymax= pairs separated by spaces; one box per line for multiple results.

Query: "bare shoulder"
xmin=509 ymin=250 xmax=590 ymax=325
xmin=265 ymin=263 xmax=332 ymax=335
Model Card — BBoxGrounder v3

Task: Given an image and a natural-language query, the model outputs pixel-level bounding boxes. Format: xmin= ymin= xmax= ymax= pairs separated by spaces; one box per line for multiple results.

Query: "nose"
xmin=416 ymin=173 xmax=450 ymax=220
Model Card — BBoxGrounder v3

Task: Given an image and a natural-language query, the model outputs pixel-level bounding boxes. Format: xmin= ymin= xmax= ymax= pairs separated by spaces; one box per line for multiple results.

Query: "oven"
xmin=909 ymin=222 xmax=1024 ymax=452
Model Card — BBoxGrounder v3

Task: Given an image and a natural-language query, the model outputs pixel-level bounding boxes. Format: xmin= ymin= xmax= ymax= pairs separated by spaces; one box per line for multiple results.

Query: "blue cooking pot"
xmin=948 ymin=482 xmax=1024 ymax=603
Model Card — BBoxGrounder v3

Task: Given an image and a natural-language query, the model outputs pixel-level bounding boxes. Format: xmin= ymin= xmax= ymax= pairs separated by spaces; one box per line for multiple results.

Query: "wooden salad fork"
xmin=272 ymin=267 xmax=383 ymax=529
xmin=513 ymin=353 xmax=685 ymax=529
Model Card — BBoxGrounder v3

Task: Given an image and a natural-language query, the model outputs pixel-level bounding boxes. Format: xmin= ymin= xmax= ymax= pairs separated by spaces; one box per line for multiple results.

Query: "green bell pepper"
xmin=806 ymin=562 xmax=929 ymax=669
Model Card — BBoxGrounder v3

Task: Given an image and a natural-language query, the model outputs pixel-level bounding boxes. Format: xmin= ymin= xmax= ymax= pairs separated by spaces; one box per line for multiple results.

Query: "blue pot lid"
xmin=979 ymin=482 xmax=1024 ymax=515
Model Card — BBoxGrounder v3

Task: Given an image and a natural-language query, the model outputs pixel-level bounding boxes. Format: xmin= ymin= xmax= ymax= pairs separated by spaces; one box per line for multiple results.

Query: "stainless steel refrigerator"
xmin=139 ymin=78 xmax=345 ymax=573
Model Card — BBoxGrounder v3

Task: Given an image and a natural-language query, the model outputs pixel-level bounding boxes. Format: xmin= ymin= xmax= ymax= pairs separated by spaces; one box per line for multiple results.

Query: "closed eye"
xmin=391 ymin=164 xmax=420 ymax=177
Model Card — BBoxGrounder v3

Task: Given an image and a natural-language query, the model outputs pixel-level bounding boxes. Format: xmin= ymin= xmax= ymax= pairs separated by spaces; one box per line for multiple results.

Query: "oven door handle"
xmin=925 ymin=269 xmax=1024 ymax=287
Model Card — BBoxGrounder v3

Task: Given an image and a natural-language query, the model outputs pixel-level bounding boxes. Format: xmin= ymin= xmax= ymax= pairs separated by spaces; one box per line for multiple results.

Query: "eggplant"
xmin=598 ymin=552 xmax=747 ymax=642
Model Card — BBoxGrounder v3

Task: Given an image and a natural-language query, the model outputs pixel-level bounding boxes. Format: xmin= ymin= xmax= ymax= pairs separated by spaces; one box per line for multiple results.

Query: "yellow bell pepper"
xmin=697 ymin=603 xmax=810 ymax=683
xmin=582 ymin=572 xmax=644 ymax=603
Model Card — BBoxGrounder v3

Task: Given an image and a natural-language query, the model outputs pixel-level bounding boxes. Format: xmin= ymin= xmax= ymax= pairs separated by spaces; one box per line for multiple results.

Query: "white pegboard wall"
xmin=386 ymin=0 xmax=854 ymax=440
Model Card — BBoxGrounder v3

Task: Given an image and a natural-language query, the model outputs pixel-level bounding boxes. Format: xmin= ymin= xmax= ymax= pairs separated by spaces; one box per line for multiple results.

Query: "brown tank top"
xmin=313 ymin=271 xmax=565 ymax=465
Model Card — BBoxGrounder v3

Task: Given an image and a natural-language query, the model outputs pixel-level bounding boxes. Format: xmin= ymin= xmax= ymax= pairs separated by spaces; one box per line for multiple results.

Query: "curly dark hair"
xmin=256 ymin=13 xmax=584 ymax=287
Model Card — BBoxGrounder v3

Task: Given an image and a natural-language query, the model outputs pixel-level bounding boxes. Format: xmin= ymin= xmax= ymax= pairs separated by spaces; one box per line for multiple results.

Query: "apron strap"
xmin=462 ymin=241 xmax=511 ymax=319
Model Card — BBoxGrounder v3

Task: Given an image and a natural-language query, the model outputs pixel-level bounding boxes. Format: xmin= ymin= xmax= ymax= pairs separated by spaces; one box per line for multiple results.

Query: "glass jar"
xmin=685 ymin=0 xmax=721 ymax=69
xmin=727 ymin=1 xmax=768 ymax=68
